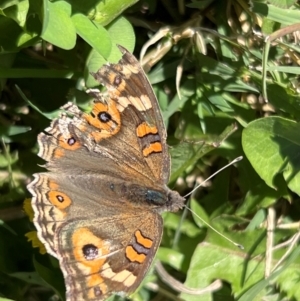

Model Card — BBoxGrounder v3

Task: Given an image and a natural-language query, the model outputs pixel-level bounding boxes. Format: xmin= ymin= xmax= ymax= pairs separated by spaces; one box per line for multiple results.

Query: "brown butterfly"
xmin=27 ymin=45 xmax=185 ymax=301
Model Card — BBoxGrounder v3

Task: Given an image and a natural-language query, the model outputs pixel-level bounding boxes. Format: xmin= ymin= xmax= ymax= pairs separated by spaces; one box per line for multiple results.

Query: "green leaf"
xmin=0 ymin=15 xmax=36 ymax=50
xmin=148 ymin=59 xmax=194 ymax=85
xmin=33 ymin=256 xmax=65 ymax=300
xmin=267 ymin=84 xmax=300 ymax=120
xmin=85 ymin=16 xmax=135 ymax=87
xmin=163 ymin=213 xmax=201 ymax=238
xmin=162 ymin=79 xmax=195 ymax=122
xmin=68 ymin=0 xmax=139 ymax=26
xmin=190 ymin=198 xmax=210 ymax=226
xmin=181 ymin=228 xmax=267 ymax=301
xmin=204 ymin=91 xmax=234 ymax=113
xmin=41 ymin=1 xmax=76 ymax=50
xmin=71 ymin=13 xmax=112 ymax=58
xmin=266 ymin=0 xmax=297 ymax=8
xmin=265 ymin=66 xmax=300 ymax=74
xmin=239 ymin=245 xmax=300 ymax=301
xmin=106 ymin=16 xmax=135 ymax=58
xmin=157 ymin=247 xmax=184 ymax=270
xmin=10 ymin=271 xmax=49 ymax=286
xmin=236 ymin=182 xmax=281 ymax=215
xmin=16 ymin=85 xmax=62 ymax=120
xmin=2 ymin=0 xmax=29 ymax=27
xmin=170 ymin=124 xmax=237 ymax=183
xmin=242 ymin=116 xmax=300 ymax=196
xmin=0 ymin=125 xmax=31 ymax=137
xmin=245 ymin=209 xmax=267 ymax=230
xmin=251 ymin=2 xmax=300 ymax=25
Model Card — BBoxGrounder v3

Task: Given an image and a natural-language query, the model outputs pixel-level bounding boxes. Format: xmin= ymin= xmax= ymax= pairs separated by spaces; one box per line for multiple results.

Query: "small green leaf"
xmin=85 ymin=16 xmax=135 ymax=87
xmin=162 ymin=79 xmax=195 ymax=121
xmin=0 ymin=15 xmax=36 ymax=51
xmin=86 ymin=0 xmax=139 ymax=26
xmin=0 ymin=125 xmax=31 ymax=137
xmin=205 ymin=91 xmax=233 ymax=113
xmin=41 ymin=1 xmax=76 ymax=50
xmin=245 ymin=209 xmax=267 ymax=230
xmin=190 ymin=198 xmax=210 ymax=227
xmin=2 ymin=0 xmax=29 ymax=27
xmin=157 ymin=247 xmax=184 ymax=270
xmin=163 ymin=213 xmax=201 ymax=238
xmin=170 ymin=124 xmax=237 ymax=182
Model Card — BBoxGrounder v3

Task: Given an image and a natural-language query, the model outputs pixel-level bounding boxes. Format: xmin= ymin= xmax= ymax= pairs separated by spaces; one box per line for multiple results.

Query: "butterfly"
xmin=27 ymin=45 xmax=185 ymax=301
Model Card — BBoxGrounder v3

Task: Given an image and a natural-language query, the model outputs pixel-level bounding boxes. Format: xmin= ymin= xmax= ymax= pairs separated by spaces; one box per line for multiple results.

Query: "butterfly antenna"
xmin=184 ymin=205 xmax=244 ymax=249
xmin=183 ymin=156 xmax=243 ymax=199
xmin=183 ymin=156 xmax=244 ymax=250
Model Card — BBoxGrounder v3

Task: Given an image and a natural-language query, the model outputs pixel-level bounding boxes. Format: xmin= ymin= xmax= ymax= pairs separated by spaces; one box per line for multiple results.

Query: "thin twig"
xmin=265 ymin=207 xmax=275 ymax=278
xmin=272 ymin=231 xmax=300 ymax=272
xmin=155 ymin=260 xmax=222 ymax=295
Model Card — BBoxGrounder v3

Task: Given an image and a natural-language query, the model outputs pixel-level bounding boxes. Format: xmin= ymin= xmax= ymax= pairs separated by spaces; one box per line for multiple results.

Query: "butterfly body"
xmin=27 ymin=45 xmax=185 ymax=301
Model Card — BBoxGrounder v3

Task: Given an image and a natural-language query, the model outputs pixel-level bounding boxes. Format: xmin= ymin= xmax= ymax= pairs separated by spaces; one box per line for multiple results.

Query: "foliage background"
xmin=1 ymin=0 xmax=300 ymax=300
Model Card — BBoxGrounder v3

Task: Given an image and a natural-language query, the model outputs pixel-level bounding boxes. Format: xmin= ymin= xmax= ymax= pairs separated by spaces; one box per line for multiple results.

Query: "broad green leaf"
xmin=181 ymin=229 xmax=267 ymax=301
xmin=106 ymin=16 xmax=135 ymax=61
xmin=71 ymin=13 xmax=111 ymax=58
xmin=180 ymin=223 xmax=297 ymax=301
xmin=90 ymin=0 xmax=138 ymax=25
xmin=41 ymin=1 xmax=76 ymax=49
xmin=242 ymin=116 xmax=300 ymax=196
